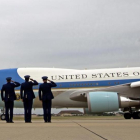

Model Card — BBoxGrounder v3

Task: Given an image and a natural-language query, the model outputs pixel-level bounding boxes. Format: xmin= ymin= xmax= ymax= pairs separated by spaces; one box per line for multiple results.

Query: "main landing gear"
xmin=123 ymin=107 xmax=140 ymax=119
xmin=0 ymin=108 xmax=6 ymax=120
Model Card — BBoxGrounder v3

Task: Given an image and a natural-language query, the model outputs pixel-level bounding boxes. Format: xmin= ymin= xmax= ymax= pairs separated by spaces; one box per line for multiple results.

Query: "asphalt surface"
xmin=0 ymin=120 xmax=139 ymax=140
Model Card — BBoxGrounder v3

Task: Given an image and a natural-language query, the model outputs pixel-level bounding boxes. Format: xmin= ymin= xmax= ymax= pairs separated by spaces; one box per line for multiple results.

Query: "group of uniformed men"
xmin=1 ymin=75 xmax=57 ymax=123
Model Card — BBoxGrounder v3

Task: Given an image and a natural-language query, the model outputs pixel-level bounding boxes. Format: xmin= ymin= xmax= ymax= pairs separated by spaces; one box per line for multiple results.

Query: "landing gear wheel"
xmin=1 ymin=114 xmax=6 ymax=120
xmin=132 ymin=112 xmax=140 ymax=119
xmin=124 ymin=113 xmax=131 ymax=119
xmin=137 ymin=112 xmax=140 ymax=119
xmin=132 ymin=112 xmax=137 ymax=119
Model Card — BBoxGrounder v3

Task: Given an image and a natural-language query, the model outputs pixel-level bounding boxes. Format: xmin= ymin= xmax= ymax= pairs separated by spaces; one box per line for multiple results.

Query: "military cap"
xmin=42 ymin=76 xmax=48 ymax=80
xmin=24 ymin=75 xmax=30 ymax=78
xmin=6 ymin=77 xmax=12 ymax=80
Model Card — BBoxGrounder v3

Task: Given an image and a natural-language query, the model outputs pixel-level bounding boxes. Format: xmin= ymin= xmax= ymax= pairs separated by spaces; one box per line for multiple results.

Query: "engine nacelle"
xmin=87 ymin=92 xmax=119 ymax=113
xmin=87 ymin=92 xmax=140 ymax=113
xmin=130 ymin=81 xmax=140 ymax=88
xmin=120 ymin=96 xmax=140 ymax=108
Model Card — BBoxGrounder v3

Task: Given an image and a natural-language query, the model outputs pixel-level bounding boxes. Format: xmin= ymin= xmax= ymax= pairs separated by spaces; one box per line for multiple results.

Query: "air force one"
xmin=0 ymin=67 xmax=140 ymax=120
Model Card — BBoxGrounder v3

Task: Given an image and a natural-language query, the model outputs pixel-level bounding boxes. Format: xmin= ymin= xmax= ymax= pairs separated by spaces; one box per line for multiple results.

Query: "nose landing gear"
xmin=1 ymin=114 xmax=6 ymax=120
xmin=0 ymin=108 xmax=6 ymax=120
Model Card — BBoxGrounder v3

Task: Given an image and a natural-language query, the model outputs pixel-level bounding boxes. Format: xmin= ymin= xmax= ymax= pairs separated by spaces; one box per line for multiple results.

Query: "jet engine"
xmin=87 ymin=92 xmax=140 ymax=113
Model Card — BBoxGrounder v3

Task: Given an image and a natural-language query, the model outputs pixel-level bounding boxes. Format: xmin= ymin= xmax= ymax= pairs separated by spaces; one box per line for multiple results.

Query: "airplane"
xmin=0 ymin=67 xmax=140 ymax=120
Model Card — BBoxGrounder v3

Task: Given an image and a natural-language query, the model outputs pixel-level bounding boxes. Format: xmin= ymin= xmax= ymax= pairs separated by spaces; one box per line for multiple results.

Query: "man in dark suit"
xmin=39 ymin=76 xmax=57 ymax=123
xmin=20 ymin=75 xmax=38 ymax=123
xmin=1 ymin=77 xmax=20 ymax=123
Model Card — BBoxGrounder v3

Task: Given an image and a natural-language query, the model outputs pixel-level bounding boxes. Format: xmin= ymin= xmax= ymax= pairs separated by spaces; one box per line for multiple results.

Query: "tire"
xmin=1 ymin=114 xmax=6 ymax=120
xmin=137 ymin=112 xmax=140 ymax=119
xmin=133 ymin=112 xmax=140 ymax=119
xmin=124 ymin=113 xmax=131 ymax=119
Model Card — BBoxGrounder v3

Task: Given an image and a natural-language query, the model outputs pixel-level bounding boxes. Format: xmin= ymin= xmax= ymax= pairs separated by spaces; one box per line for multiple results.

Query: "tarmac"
xmin=0 ymin=119 xmax=140 ymax=140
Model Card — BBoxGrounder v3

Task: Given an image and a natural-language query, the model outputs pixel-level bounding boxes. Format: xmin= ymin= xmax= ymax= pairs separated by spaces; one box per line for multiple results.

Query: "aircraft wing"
xmin=70 ymin=81 xmax=140 ymax=102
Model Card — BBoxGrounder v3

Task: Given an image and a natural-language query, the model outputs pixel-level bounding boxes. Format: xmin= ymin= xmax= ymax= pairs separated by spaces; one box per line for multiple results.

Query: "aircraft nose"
xmin=0 ymin=68 xmax=24 ymax=86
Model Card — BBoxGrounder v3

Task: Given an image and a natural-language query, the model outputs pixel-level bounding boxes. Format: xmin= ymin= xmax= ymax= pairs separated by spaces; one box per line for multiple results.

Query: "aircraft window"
xmin=114 ymin=82 xmax=116 ymax=84
xmin=118 ymin=82 xmax=120 ymax=84
xmin=59 ymin=84 xmax=62 ymax=87
xmin=90 ymin=83 xmax=92 ymax=86
xmin=96 ymin=83 xmax=98 ymax=85
xmin=108 ymin=82 xmax=111 ymax=85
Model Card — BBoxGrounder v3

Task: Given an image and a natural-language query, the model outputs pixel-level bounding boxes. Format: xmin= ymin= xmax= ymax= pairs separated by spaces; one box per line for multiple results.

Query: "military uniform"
xmin=39 ymin=76 xmax=57 ymax=122
xmin=1 ymin=77 xmax=20 ymax=123
xmin=20 ymin=75 xmax=38 ymax=123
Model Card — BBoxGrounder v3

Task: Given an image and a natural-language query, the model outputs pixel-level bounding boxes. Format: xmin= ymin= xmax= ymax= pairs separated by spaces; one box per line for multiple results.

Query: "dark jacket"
xmin=1 ymin=82 xmax=20 ymax=102
xmin=39 ymin=81 xmax=57 ymax=101
xmin=20 ymin=80 xmax=38 ymax=100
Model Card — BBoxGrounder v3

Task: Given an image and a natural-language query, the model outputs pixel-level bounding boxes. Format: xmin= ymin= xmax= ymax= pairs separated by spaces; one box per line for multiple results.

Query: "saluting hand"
xmin=48 ymin=79 xmax=51 ymax=82
xmin=11 ymin=80 xmax=15 ymax=83
xmin=30 ymin=78 xmax=34 ymax=81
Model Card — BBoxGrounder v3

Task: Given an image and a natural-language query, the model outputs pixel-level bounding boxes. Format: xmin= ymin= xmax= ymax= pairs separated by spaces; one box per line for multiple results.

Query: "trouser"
xmin=42 ymin=100 xmax=52 ymax=122
xmin=23 ymin=99 xmax=33 ymax=122
xmin=5 ymin=100 xmax=14 ymax=122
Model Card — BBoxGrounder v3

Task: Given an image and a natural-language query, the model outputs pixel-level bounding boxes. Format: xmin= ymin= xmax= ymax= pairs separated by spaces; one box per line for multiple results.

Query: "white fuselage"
xmin=0 ymin=67 xmax=140 ymax=109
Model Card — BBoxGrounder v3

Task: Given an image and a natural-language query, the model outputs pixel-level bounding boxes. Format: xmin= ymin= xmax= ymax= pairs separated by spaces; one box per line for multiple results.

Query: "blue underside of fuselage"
xmin=0 ymin=68 xmax=140 ymax=90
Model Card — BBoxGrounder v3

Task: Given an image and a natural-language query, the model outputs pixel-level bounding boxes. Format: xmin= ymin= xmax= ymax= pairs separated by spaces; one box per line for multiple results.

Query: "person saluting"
xmin=1 ymin=77 xmax=20 ymax=123
xmin=20 ymin=75 xmax=38 ymax=123
xmin=39 ymin=76 xmax=57 ymax=123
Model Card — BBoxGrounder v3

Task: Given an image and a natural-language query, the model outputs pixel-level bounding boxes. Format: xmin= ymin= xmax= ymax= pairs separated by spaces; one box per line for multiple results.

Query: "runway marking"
xmin=73 ymin=121 xmax=108 ymax=140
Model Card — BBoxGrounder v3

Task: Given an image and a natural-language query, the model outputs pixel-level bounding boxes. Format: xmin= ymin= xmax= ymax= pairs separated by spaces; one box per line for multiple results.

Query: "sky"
xmin=0 ymin=0 xmax=140 ymax=114
xmin=0 ymin=0 xmax=140 ymax=70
